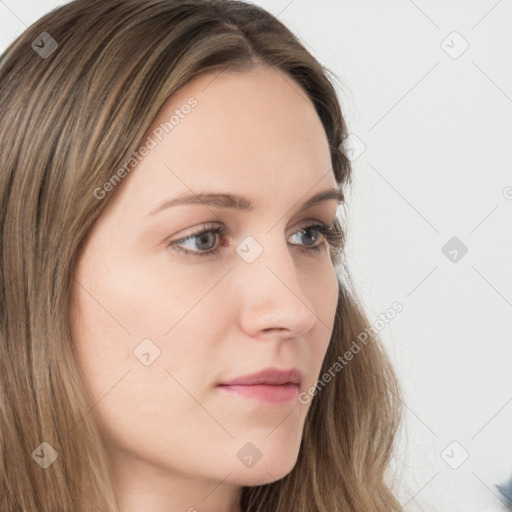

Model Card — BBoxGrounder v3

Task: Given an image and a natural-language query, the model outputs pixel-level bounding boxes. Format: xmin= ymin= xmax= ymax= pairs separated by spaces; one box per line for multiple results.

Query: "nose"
xmin=235 ymin=234 xmax=318 ymax=340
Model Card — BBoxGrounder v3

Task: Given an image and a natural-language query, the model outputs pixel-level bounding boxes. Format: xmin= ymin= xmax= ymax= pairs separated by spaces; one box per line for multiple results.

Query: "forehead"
xmin=108 ymin=66 xmax=336 ymax=216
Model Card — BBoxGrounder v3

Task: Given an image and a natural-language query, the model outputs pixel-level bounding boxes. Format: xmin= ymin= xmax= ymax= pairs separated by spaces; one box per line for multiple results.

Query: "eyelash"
xmin=167 ymin=222 xmax=343 ymax=258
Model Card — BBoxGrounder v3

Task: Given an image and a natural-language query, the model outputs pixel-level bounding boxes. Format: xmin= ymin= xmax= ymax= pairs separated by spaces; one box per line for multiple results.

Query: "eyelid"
xmin=171 ymin=221 xmax=232 ymax=243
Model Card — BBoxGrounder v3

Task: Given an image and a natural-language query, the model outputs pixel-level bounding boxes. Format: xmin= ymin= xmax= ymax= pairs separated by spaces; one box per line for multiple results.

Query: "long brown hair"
xmin=0 ymin=1 xmax=403 ymax=510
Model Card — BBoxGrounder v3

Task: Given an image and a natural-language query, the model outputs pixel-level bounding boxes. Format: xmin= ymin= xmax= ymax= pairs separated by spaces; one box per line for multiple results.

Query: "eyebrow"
xmin=149 ymin=187 xmax=344 ymax=216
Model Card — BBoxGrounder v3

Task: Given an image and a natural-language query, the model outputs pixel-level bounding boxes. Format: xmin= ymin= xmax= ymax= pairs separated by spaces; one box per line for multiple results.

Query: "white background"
xmin=1 ymin=1 xmax=511 ymax=511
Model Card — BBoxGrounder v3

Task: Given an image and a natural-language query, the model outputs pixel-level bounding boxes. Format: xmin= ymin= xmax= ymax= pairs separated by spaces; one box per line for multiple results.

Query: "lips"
xmin=217 ymin=367 xmax=302 ymax=406
xmin=218 ymin=367 xmax=302 ymax=387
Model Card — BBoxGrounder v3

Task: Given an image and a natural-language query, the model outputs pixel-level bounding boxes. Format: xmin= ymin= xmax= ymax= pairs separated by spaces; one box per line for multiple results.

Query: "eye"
xmin=289 ymin=225 xmax=327 ymax=251
xmin=167 ymin=223 xmax=228 ymax=258
xmin=167 ymin=221 xmax=343 ymax=258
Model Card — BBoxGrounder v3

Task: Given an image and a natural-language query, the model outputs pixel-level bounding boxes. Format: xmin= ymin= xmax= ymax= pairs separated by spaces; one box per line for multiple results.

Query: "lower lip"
xmin=217 ymin=383 xmax=299 ymax=405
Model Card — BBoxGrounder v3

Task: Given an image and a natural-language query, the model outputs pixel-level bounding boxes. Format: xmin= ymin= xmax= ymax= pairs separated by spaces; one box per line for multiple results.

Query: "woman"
xmin=0 ymin=1 xmax=403 ymax=511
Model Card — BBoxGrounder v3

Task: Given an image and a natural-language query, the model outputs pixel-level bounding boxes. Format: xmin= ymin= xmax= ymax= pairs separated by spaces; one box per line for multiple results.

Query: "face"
xmin=69 ymin=65 xmax=340 ymax=508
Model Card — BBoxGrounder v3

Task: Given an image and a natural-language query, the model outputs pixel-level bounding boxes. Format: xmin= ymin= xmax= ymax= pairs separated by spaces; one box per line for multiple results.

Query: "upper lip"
xmin=218 ymin=367 xmax=302 ymax=386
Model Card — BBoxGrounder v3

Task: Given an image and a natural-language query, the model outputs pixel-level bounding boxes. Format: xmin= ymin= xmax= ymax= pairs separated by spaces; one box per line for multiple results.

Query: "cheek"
xmin=68 ymin=264 xmax=251 ymax=480
xmin=68 ymin=254 xmax=222 ymax=415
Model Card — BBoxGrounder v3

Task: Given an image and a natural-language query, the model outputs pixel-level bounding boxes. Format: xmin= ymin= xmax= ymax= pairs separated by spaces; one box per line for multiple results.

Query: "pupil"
xmin=303 ymin=227 xmax=317 ymax=245
xmin=197 ymin=232 xmax=215 ymax=250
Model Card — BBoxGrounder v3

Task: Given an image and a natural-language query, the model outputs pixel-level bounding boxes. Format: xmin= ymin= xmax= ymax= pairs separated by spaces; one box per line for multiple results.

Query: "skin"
xmin=69 ymin=64 xmax=340 ymax=512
